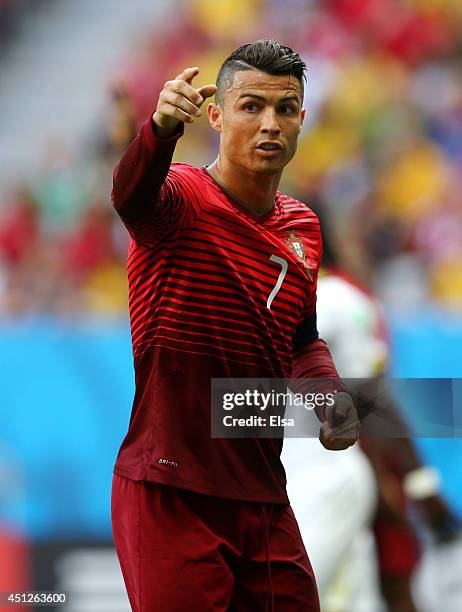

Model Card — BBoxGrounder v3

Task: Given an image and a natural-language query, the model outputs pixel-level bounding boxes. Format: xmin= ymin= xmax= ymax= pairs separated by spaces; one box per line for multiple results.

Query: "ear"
xmin=207 ymin=102 xmax=223 ymax=133
xmin=300 ymin=108 xmax=306 ymax=126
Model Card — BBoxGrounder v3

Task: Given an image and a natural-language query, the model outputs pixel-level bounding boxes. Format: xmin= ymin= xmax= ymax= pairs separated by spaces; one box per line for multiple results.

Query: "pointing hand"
xmin=152 ymin=67 xmax=217 ymax=138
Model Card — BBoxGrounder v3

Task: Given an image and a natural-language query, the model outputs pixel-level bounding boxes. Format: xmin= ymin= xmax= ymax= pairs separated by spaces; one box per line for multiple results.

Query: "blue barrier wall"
xmin=0 ymin=313 xmax=461 ymax=539
xmin=0 ymin=319 xmax=134 ymax=540
xmin=389 ymin=311 xmax=462 ymax=523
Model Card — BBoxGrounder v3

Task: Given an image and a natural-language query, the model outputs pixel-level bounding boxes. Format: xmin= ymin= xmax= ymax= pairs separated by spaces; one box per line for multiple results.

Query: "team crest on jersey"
xmin=285 ymin=231 xmax=315 ymax=281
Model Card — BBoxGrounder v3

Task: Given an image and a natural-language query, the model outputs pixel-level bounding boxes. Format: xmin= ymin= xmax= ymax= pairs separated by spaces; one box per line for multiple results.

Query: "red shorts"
xmin=111 ymin=473 xmax=320 ymax=611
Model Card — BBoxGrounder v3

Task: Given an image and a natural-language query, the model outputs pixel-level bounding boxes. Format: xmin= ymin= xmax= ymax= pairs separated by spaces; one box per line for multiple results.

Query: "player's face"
xmin=209 ymin=70 xmax=305 ymax=176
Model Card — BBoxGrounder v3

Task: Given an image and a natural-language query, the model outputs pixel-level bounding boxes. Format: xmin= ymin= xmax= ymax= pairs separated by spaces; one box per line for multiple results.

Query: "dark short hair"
xmin=215 ymin=39 xmax=307 ymax=106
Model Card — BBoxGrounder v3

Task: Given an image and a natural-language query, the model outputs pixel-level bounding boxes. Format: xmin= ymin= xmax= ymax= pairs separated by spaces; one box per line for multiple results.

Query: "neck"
xmin=207 ymin=155 xmax=282 ymax=215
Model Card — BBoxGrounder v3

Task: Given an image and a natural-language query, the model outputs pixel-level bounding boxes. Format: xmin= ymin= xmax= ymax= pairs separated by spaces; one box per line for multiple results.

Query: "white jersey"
xmin=283 ymin=272 xmax=386 ymax=612
xmin=316 ymin=273 xmax=389 ymax=378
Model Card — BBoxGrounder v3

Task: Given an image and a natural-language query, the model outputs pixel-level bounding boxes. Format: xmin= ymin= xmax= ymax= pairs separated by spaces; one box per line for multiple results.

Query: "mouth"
xmin=256 ymin=141 xmax=283 ymax=152
xmin=255 ymin=141 xmax=284 ymax=158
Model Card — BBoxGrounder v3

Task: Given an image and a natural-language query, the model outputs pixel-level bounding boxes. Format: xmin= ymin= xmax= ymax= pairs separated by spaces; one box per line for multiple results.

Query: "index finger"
xmin=175 ymin=66 xmax=200 ymax=85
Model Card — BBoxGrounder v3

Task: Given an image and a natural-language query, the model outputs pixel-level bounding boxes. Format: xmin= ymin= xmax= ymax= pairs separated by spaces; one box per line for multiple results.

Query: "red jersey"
xmin=111 ymin=118 xmax=342 ymax=504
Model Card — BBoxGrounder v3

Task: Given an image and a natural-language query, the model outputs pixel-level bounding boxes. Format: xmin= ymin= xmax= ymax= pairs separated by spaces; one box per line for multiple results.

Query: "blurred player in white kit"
xmin=283 ymin=213 xmax=459 ymax=612
xmin=283 ymin=265 xmax=387 ymax=612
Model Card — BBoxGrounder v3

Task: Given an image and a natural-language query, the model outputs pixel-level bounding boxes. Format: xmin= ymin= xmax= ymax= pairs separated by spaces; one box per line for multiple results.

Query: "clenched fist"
xmin=319 ymin=392 xmax=360 ymax=451
xmin=152 ymin=67 xmax=217 ymax=139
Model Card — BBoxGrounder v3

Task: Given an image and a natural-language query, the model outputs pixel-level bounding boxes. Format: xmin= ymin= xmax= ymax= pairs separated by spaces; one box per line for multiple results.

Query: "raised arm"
xmin=111 ymin=67 xmax=216 ymax=244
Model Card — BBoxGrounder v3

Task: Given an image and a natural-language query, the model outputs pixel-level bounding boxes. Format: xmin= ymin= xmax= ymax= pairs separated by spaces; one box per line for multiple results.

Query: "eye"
xmin=243 ymin=103 xmax=260 ymax=112
xmin=278 ymin=104 xmax=297 ymax=115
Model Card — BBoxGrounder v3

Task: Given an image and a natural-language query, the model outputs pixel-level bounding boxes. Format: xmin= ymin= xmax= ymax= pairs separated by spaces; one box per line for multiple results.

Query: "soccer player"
xmin=111 ymin=40 xmax=359 ymax=612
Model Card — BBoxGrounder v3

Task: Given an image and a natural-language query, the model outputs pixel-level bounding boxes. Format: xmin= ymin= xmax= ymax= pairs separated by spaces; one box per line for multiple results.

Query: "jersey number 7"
xmin=267 ymin=255 xmax=288 ymax=310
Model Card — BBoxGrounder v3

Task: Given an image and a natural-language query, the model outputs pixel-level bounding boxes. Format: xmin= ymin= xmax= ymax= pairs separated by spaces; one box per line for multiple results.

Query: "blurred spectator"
xmin=0 ymin=186 xmax=39 ymax=267
xmin=100 ymin=84 xmax=138 ymax=160
xmin=62 ymin=200 xmax=128 ymax=316
xmin=30 ymin=144 xmax=88 ymax=234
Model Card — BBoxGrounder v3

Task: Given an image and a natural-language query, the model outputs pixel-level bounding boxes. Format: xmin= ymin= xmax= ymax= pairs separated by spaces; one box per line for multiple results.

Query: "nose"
xmin=260 ymin=107 xmax=281 ymax=135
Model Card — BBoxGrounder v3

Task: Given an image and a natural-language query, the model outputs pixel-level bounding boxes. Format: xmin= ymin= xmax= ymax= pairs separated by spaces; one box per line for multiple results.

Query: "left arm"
xmin=292 ymin=334 xmax=360 ymax=450
xmin=289 ymin=212 xmax=359 ymax=450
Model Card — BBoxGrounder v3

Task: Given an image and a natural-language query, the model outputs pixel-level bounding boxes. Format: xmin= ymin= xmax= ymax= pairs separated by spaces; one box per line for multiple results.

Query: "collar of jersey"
xmin=202 ymin=166 xmax=279 ymax=225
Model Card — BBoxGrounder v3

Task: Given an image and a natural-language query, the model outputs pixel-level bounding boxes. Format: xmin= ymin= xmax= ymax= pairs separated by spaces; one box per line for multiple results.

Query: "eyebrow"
xmin=237 ymin=93 xmax=301 ymax=104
